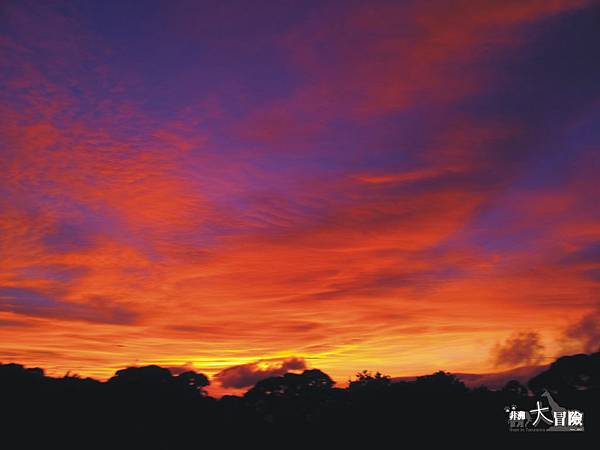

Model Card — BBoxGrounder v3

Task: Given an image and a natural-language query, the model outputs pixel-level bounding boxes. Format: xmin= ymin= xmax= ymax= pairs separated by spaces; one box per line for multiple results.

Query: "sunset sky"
xmin=1 ymin=0 xmax=600 ymax=396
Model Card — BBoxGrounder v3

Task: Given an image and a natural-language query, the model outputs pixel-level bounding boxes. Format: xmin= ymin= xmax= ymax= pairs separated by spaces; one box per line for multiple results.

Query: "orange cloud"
xmin=1 ymin=0 xmax=599 ymax=395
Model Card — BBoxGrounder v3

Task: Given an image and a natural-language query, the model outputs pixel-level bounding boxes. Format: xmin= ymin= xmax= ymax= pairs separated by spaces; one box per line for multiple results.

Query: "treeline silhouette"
xmin=2 ymin=351 xmax=598 ymax=446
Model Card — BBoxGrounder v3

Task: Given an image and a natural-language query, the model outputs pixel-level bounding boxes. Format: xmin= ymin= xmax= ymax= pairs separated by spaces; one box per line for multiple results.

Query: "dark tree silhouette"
xmin=529 ymin=352 xmax=600 ymax=395
xmin=245 ymin=369 xmax=334 ymax=399
xmin=177 ymin=370 xmax=210 ymax=395
xmin=414 ymin=370 xmax=469 ymax=395
xmin=1 ymin=351 xmax=597 ymax=444
xmin=348 ymin=370 xmax=391 ymax=392
xmin=109 ymin=364 xmax=173 ymax=386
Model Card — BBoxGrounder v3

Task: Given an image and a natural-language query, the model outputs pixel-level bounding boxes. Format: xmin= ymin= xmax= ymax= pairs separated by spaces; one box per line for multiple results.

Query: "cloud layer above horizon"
xmin=1 ymin=0 xmax=600 ymax=391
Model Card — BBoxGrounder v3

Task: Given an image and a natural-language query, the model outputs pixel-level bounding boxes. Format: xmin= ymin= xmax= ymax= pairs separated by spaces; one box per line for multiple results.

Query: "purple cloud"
xmin=214 ymin=357 xmax=307 ymax=389
xmin=0 ymin=286 xmax=138 ymax=325
xmin=493 ymin=332 xmax=545 ymax=367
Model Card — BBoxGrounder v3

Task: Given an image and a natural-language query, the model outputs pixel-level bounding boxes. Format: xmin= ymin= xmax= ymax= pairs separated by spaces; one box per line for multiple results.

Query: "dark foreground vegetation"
xmin=2 ymin=351 xmax=598 ymax=446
